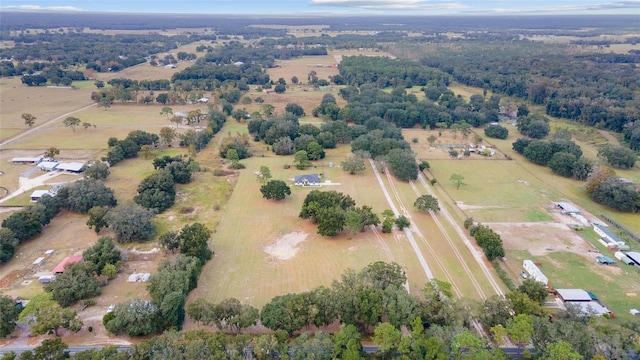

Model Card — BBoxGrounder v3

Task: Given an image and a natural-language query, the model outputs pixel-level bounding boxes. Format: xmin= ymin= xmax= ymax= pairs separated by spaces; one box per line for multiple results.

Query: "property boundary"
xmin=600 ymin=213 xmax=640 ymax=243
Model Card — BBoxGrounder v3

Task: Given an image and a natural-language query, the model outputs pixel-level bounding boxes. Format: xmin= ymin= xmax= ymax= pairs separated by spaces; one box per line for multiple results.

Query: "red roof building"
xmin=52 ymin=255 xmax=83 ymax=273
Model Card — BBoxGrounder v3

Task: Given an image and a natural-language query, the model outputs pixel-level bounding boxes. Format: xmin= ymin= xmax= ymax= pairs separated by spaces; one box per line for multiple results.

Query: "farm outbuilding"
xmin=556 ymin=288 xmax=592 ymax=302
xmin=621 ymin=257 xmax=635 ymax=266
xmin=294 ymin=174 xmax=320 ymax=187
xmin=56 ymin=162 xmax=85 ymax=173
xmin=52 ymin=255 xmax=82 ymax=273
xmin=30 ymin=190 xmax=51 ymax=202
xmin=595 ymin=256 xmax=615 ymax=265
xmin=593 ymin=223 xmax=625 ymax=246
xmin=12 ymin=156 xmax=43 ymax=164
xmin=38 ymin=161 xmax=59 ymax=171
xmin=557 ymin=202 xmax=580 ymax=214
xmin=625 ymin=252 xmax=640 ymax=266
xmin=523 ymin=260 xmax=548 ymax=285
xmin=569 ymin=301 xmax=611 ymax=316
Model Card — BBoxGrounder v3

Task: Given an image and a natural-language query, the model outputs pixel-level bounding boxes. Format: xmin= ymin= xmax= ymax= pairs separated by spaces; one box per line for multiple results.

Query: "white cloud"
xmin=309 ymin=0 xmax=468 ymax=10
xmin=1 ymin=4 xmax=84 ymax=11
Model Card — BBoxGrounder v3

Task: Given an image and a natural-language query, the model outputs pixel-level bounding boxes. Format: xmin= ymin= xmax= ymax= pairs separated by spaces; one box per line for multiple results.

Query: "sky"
xmin=1 ymin=0 xmax=640 ymax=15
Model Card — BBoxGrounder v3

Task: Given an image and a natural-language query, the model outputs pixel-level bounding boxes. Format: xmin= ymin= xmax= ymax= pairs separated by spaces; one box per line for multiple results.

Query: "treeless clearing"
xmin=405 ymin=129 xmax=508 ymax=161
xmin=0 ymin=77 xmax=95 ymax=141
xmin=242 ymin=87 xmax=346 ymax=117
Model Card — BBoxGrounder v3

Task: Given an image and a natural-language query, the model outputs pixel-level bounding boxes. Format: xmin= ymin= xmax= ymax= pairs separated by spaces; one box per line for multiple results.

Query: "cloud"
xmin=463 ymin=1 xmax=640 ymax=14
xmin=1 ymin=4 xmax=84 ymax=11
xmin=586 ymin=0 xmax=640 ymax=10
xmin=309 ymin=0 xmax=468 ymax=10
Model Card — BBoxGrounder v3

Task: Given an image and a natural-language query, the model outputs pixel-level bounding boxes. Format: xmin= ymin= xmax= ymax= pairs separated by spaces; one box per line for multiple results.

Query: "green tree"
xmin=548 ymin=151 xmax=578 ymax=178
xmin=306 ymin=141 xmax=325 ymax=161
xmin=0 ymin=228 xmax=18 ymax=263
xmin=372 ymin=322 xmax=401 ymax=355
xmin=63 ymin=116 xmax=81 ymax=132
xmin=28 ymin=338 xmax=69 ymax=360
xmin=545 ymin=341 xmax=583 ymax=360
xmin=104 ymin=299 xmax=158 ymax=337
xmin=260 ymin=294 xmax=306 ymax=336
xmin=22 ymin=113 xmax=36 ymax=127
xmin=186 ymin=298 xmax=214 ymax=325
xmin=285 ymin=103 xmax=305 ymax=117
xmin=333 ymin=323 xmax=363 ymax=358
xmin=451 ymin=330 xmax=483 ymax=359
xmin=106 ymin=203 xmax=156 ymax=243
xmin=226 ymin=148 xmax=241 ymax=169
xmin=597 ymin=144 xmax=637 ymax=169
xmin=82 ymin=236 xmax=120 ymax=274
xmin=0 ymin=295 xmax=20 ymax=337
xmin=179 ymin=223 xmax=212 ymax=264
xmin=256 ymin=165 xmax=272 ymax=184
xmin=261 ymin=103 xmax=275 ymax=117
xmin=158 ymin=230 xmax=181 ymax=253
xmin=212 ymin=298 xmax=259 ymax=334
xmin=44 ymin=262 xmax=101 ymax=307
xmin=57 ymin=179 xmax=117 ymax=214
xmin=517 ymin=279 xmax=548 ymax=305
xmin=1 ymin=210 xmax=42 ymax=242
xmin=82 ymin=160 xmax=110 ymax=180
xmin=134 ymin=170 xmax=176 ymax=212
xmin=159 ymin=127 xmax=177 ymax=148
xmin=30 ymin=306 xmax=82 ymax=337
xmin=395 ymin=215 xmax=410 ymax=230
xmin=159 ymin=291 xmax=186 ymax=331
xmin=101 ymin=263 xmax=117 ymax=279
xmin=44 ymin=147 xmax=60 ymax=159
xmin=86 ymin=206 xmax=109 ymax=234
xmin=294 ymin=150 xmax=311 ymax=169
xmin=386 ymin=149 xmax=418 ymax=181
xmin=160 ymin=106 xmax=173 ymax=119
xmin=484 ymin=124 xmax=509 ymax=139
xmin=260 ymin=180 xmax=291 ymax=200
xmin=414 ymin=194 xmax=440 ymax=212
xmin=341 ymin=156 xmax=366 ymax=175
xmin=507 ymin=314 xmax=533 ymax=357
xmin=147 ymin=254 xmax=200 ymax=306
xmin=344 ymin=210 xmax=363 ymax=236
xmin=449 ymin=173 xmax=466 ymax=190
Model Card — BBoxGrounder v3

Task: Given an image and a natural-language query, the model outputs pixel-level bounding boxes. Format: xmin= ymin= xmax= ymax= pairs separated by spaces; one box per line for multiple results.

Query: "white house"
xmin=294 ymin=174 xmax=320 ymax=187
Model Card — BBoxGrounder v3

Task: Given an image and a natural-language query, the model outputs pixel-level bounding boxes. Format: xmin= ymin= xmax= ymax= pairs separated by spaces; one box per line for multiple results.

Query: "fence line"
xmin=600 ymin=213 xmax=640 ymax=243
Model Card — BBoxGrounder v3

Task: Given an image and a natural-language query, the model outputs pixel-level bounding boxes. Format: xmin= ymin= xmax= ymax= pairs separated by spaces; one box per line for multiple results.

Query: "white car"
xmin=106 ymin=304 xmax=115 ymax=313
xmin=521 ymin=271 xmax=529 ymax=279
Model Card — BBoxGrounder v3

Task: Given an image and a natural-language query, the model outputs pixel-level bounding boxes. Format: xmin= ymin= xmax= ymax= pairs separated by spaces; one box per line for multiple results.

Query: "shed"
xmin=56 ymin=162 xmax=85 ymax=173
xmin=12 ymin=156 xmax=43 ymax=164
xmin=522 ymin=260 xmax=548 ymax=285
xmin=44 ymin=249 xmax=55 ymax=256
xmin=596 ymin=256 xmax=615 ymax=265
xmin=614 ymin=251 xmax=627 ymax=261
xmin=30 ymin=190 xmax=51 ymax=202
xmin=197 ymin=97 xmax=209 ymax=103
xmin=621 ymin=257 xmax=635 ymax=266
xmin=38 ymin=275 xmax=56 ymax=284
xmin=556 ymin=288 xmax=591 ymax=302
xmin=557 ymin=202 xmax=580 ymax=214
xmin=570 ymin=213 xmax=589 ymax=226
xmin=294 ymin=174 xmax=320 ymax=187
xmin=618 ymin=244 xmax=631 ymax=251
xmin=568 ymin=301 xmax=611 ymax=316
xmin=626 ymin=252 xmax=640 ymax=266
xmin=52 ymin=255 xmax=83 ymax=273
xmin=631 ymin=309 xmax=640 ymax=316
xmin=593 ymin=223 xmax=625 ymax=245
xmin=32 ymin=257 xmax=45 ymax=266
xmin=38 ymin=161 xmax=59 ymax=171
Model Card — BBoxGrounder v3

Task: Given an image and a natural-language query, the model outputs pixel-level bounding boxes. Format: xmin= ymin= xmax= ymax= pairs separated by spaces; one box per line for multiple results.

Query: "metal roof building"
xmin=30 ymin=190 xmax=51 ymax=202
xmin=52 ymin=255 xmax=83 ymax=273
xmin=56 ymin=162 xmax=85 ymax=173
xmin=626 ymin=252 xmax=640 ymax=266
xmin=556 ymin=289 xmax=592 ymax=302
xmin=594 ymin=223 xmax=625 ymax=245
xmin=557 ymin=202 xmax=581 ymax=214
xmin=568 ymin=301 xmax=611 ymax=316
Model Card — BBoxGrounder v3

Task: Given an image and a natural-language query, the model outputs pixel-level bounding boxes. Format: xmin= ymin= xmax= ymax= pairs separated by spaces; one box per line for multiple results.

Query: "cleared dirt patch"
xmin=486 ymin=222 xmax=592 ymax=257
xmin=264 ymin=231 xmax=308 ymax=260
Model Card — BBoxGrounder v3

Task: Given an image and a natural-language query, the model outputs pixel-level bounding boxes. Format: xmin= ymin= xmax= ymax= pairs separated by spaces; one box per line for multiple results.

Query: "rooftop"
xmin=556 ymin=288 xmax=592 ymax=301
xmin=52 ymin=255 xmax=83 ymax=273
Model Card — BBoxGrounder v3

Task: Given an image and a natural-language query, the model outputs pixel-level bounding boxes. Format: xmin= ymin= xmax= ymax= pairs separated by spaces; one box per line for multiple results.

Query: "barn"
xmin=52 ymin=255 xmax=83 ymax=273
xmin=56 ymin=162 xmax=85 ymax=173
xmin=557 ymin=202 xmax=580 ymax=214
xmin=593 ymin=223 xmax=625 ymax=246
xmin=12 ymin=156 xmax=43 ymax=164
xmin=556 ymin=288 xmax=592 ymax=302
xmin=30 ymin=190 xmax=51 ymax=202
xmin=38 ymin=161 xmax=59 ymax=171
xmin=522 ymin=260 xmax=548 ymax=285
xmin=626 ymin=252 xmax=640 ymax=266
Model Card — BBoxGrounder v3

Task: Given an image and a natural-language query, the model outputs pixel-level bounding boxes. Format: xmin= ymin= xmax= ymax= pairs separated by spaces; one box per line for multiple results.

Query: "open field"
xmin=0 ymin=77 xmax=96 ymax=142
xmin=191 ymin=143 xmax=445 ymax=307
xmin=243 ymin=87 xmax=346 ymax=118
xmin=405 ymin=128 xmax=508 ymax=161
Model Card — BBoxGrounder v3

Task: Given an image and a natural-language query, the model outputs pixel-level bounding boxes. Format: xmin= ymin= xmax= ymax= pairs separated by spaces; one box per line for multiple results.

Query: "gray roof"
xmin=294 ymin=174 xmax=320 ymax=184
xmin=56 ymin=162 xmax=85 ymax=172
xmin=626 ymin=252 xmax=640 ymax=266
xmin=566 ymin=301 xmax=610 ymax=316
xmin=556 ymin=288 xmax=591 ymax=301
xmin=594 ymin=223 xmax=623 ymax=243
xmin=557 ymin=202 xmax=580 ymax=214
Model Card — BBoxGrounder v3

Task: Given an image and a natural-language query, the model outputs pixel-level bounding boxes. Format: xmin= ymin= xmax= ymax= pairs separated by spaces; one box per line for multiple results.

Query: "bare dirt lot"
xmin=486 ymin=221 xmax=593 ymax=257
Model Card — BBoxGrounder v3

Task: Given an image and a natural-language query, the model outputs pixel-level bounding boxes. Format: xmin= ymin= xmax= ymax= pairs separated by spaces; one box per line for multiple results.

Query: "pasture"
xmin=191 ymin=144 xmax=442 ymax=307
